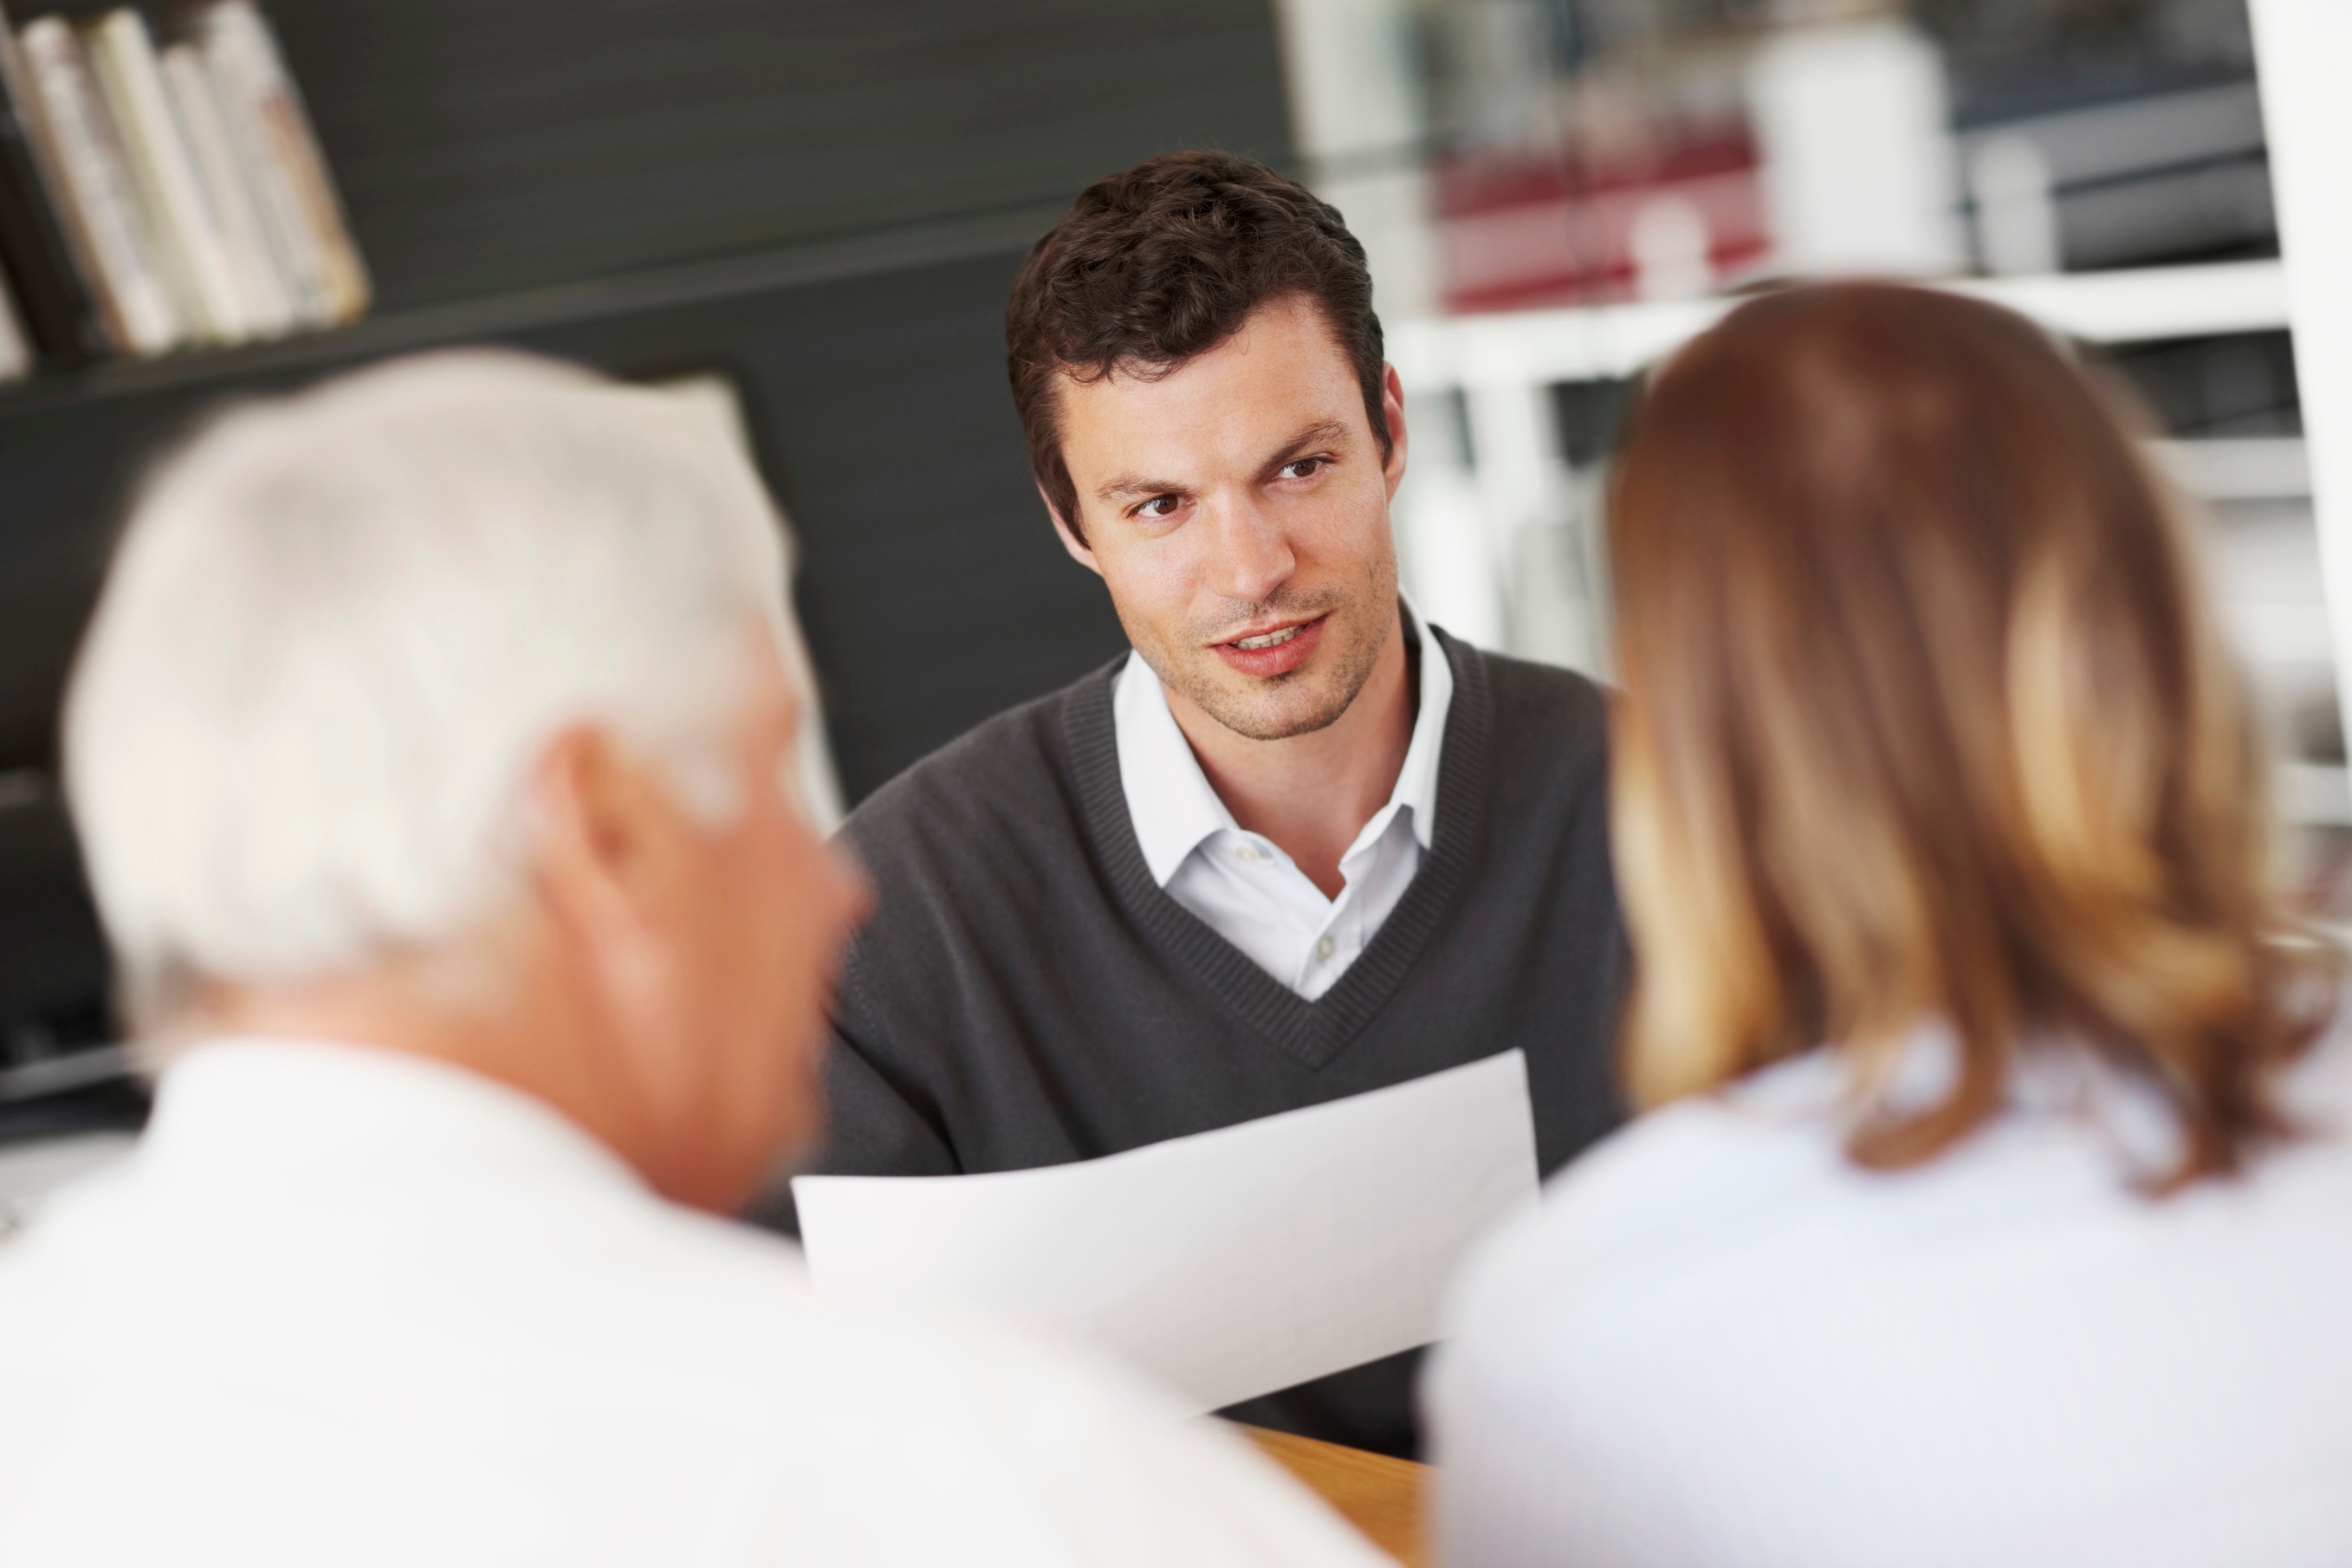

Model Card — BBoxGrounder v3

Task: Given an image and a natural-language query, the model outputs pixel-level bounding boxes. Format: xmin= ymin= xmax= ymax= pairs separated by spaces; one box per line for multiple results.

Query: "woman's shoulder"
xmin=1444 ymin=1051 xmax=1850 ymax=1325
xmin=1430 ymin=1019 xmax=2352 ymax=1565
xmin=1445 ymin=1016 xmax=2352 ymax=1359
xmin=1426 ymin=1061 xmax=1854 ymax=1481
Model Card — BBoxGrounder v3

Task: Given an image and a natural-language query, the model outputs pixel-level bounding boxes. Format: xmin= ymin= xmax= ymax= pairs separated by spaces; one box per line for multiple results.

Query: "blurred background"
xmin=1382 ymin=1 xmax=2293 ymax=623
xmin=1312 ymin=0 xmax=2338 ymax=915
xmin=0 ymin=0 xmax=2335 ymax=1154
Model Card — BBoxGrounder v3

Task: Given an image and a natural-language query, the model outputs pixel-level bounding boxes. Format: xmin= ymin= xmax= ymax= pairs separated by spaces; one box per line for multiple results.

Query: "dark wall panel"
xmin=513 ymin=249 xmax=1130 ymax=800
xmin=0 ymin=243 xmax=1127 ymax=798
xmin=268 ymin=0 xmax=1293 ymax=310
xmin=0 ymin=398 xmax=202 ymax=770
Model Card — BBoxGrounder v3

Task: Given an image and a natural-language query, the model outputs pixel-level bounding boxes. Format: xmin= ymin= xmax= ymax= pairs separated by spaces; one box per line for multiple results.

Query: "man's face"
xmin=1050 ymin=295 xmax=1409 ymax=741
xmin=630 ymin=645 xmax=870 ymax=1208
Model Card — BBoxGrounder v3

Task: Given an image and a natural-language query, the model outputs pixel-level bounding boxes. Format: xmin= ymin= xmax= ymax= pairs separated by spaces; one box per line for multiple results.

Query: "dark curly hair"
xmin=1005 ymin=150 xmax=1390 ymax=544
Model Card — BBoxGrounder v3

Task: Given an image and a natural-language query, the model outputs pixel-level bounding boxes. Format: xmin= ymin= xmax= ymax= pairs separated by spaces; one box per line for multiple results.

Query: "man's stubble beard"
xmin=1130 ymin=543 xmax=1400 ymax=743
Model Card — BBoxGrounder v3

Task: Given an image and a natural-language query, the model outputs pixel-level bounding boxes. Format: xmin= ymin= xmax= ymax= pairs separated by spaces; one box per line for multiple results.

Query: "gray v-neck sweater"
xmin=767 ymin=628 xmax=1628 ymax=1456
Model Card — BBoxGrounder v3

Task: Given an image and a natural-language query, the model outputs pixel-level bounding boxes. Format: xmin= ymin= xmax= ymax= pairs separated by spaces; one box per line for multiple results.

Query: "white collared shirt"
xmin=1114 ymin=601 xmax=1452 ymax=1001
xmin=0 ymin=1038 xmax=1388 ymax=1568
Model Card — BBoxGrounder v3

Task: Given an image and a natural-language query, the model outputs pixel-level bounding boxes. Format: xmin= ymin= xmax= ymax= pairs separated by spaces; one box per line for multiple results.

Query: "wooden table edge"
xmin=1230 ymin=1421 xmax=1433 ymax=1567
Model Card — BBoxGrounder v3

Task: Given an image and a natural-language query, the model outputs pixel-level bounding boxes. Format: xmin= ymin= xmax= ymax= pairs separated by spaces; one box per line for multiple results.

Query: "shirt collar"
xmin=1391 ymin=597 xmax=1454 ymax=852
xmin=1113 ymin=595 xmax=1455 ymax=888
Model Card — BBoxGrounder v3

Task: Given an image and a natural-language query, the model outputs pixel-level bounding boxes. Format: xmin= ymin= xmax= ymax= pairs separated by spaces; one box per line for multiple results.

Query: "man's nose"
xmin=1204 ymin=495 xmax=1295 ymax=606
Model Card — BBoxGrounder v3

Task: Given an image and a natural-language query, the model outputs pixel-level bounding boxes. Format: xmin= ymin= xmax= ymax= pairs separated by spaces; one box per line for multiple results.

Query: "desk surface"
xmin=1237 ymin=1424 xmax=1430 ymax=1567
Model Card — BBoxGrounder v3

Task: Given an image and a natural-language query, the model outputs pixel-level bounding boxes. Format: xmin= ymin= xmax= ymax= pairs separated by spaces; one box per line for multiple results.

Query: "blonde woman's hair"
xmin=1607 ymin=282 xmax=2332 ymax=1183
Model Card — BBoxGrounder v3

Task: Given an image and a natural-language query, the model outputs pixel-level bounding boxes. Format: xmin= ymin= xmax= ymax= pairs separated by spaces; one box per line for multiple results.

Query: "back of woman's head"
xmin=1609 ymin=282 xmax=2331 ymax=1182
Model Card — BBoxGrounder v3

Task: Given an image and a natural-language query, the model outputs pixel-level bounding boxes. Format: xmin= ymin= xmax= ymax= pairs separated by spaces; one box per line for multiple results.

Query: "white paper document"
xmin=793 ymin=1050 xmax=1539 ymax=1415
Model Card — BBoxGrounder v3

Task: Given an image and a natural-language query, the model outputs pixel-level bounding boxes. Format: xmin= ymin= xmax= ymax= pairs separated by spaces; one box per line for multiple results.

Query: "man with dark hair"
xmin=777 ymin=151 xmax=1626 ymax=1457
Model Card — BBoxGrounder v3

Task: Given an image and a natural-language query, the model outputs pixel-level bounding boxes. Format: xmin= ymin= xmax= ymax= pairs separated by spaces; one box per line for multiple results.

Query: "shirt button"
xmin=1315 ymin=936 xmax=1336 ymax=961
xmin=1235 ymin=844 xmax=1262 ymax=863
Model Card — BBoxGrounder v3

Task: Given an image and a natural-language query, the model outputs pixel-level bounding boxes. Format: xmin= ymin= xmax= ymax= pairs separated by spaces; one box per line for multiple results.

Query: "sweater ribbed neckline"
xmin=1062 ymin=628 xmax=1496 ymax=1070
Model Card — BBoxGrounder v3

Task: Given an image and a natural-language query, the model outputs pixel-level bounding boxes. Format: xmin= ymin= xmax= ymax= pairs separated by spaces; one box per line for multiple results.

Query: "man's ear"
xmin=529 ymin=726 xmax=678 ymax=975
xmin=1042 ymin=485 xmax=1103 ymax=577
xmin=1380 ymin=361 xmax=1410 ymax=503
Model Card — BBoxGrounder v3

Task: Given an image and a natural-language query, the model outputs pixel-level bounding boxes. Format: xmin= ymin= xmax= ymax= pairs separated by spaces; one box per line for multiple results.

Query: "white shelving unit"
xmin=2250 ymin=0 xmax=2352 ymax=783
xmin=1383 ymin=257 xmax=2347 ymax=833
xmin=1388 ymin=257 xmax=2291 ymax=393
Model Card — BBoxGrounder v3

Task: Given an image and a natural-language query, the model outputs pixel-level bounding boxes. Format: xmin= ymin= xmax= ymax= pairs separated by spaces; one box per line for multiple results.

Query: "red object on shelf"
xmin=1435 ymin=121 xmax=1770 ymax=313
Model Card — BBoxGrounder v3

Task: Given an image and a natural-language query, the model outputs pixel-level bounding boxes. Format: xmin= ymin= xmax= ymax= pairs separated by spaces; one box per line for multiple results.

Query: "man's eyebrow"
xmin=1258 ymin=419 xmax=1351 ymax=476
xmin=1094 ymin=471 xmax=1188 ymax=504
xmin=1090 ymin=419 xmax=1354 ymax=504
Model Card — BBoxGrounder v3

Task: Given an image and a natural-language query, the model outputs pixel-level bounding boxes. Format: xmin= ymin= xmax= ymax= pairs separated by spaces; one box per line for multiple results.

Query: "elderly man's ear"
xmin=528 ymin=726 xmax=691 ymax=1018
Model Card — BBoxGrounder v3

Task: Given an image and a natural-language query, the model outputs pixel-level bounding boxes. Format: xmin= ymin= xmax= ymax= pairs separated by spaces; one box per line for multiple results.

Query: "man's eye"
xmin=1135 ymin=496 xmax=1182 ymax=520
xmin=1280 ymin=457 xmax=1327 ymax=480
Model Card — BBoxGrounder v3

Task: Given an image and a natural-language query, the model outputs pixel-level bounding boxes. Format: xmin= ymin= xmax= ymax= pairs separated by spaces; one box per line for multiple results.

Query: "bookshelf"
xmin=0 ymin=199 xmax=1067 ymax=416
xmin=0 ymin=0 xmax=1294 ymax=1118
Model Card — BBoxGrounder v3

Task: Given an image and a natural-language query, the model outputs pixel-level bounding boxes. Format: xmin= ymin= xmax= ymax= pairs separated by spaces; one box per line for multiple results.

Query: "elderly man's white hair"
xmin=65 ymin=349 xmax=792 ymax=1026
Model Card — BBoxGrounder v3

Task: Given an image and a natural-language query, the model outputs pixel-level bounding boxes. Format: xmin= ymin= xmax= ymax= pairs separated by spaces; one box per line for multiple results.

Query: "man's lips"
xmin=1210 ymin=613 xmax=1327 ymax=677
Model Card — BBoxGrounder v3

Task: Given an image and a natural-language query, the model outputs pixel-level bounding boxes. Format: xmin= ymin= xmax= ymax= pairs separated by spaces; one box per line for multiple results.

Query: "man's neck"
xmin=1163 ymin=609 xmax=1415 ymax=900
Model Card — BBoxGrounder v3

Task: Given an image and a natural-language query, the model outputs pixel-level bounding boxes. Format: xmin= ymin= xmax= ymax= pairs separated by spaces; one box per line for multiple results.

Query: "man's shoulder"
xmin=840 ymin=661 xmax=1117 ymax=879
xmin=543 ymin=1201 xmax=1126 ymax=1417
xmin=1432 ymin=1079 xmax=1850 ymax=1437
xmin=1431 ymin=630 xmax=1610 ymax=795
xmin=720 ymin=1293 xmax=1386 ymax=1564
xmin=643 ymin=1220 xmax=1380 ymax=1562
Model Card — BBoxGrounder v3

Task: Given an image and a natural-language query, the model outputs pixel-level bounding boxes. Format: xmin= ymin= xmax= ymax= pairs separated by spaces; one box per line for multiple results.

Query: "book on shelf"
xmin=0 ymin=250 xmax=29 ymax=379
xmin=0 ymin=0 xmax=365 ymax=370
xmin=87 ymin=7 xmax=254 ymax=343
xmin=198 ymin=0 xmax=366 ymax=328
xmin=0 ymin=3 xmax=102 ymax=363
xmin=159 ymin=40 xmax=293 ymax=337
xmin=18 ymin=14 xmax=178 ymax=355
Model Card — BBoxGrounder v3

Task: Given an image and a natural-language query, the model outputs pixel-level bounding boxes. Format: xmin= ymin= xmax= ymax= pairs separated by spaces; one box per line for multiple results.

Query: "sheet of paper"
xmin=793 ymin=1049 xmax=1539 ymax=1415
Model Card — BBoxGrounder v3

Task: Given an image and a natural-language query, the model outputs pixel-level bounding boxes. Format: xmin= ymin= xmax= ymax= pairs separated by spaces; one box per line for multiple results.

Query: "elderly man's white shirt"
xmin=0 ymin=1040 xmax=1385 ymax=1568
xmin=1115 ymin=601 xmax=1451 ymax=1001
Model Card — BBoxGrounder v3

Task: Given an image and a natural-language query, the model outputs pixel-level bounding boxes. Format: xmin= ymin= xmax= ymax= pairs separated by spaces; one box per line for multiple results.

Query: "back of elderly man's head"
xmin=65 ymin=352 xmax=793 ymax=1032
